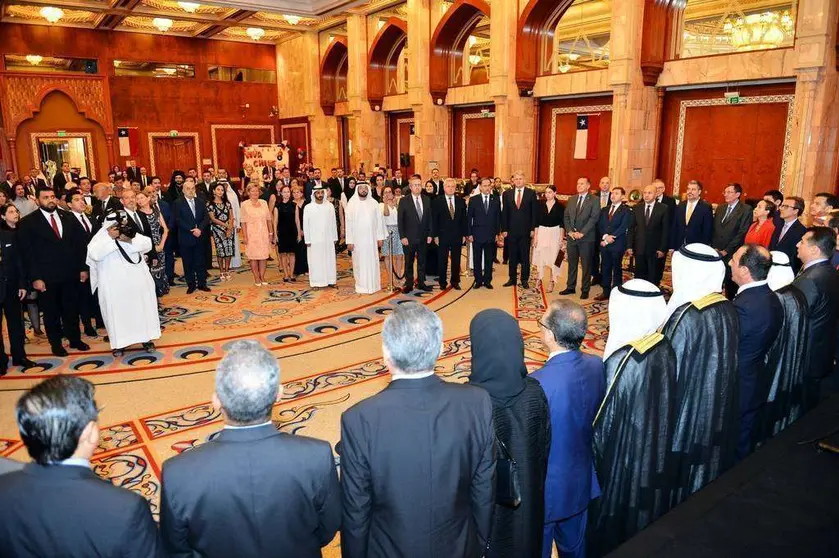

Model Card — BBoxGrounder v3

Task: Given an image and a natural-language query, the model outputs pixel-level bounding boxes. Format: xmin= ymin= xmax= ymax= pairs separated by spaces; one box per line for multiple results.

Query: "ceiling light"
xmin=26 ymin=55 xmax=43 ymax=66
xmin=284 ymin=14 xmax=301 ymax=25
xmin=177 ymin=2 xmax=200 ymax=12
xmin=160 ymin=67 xmax=177 ymax=75
xmin=469 ymin=54 xmax=481 ymax=65
xmin=153 ymin=18 xmax=173 ymax=32
xmin=468 ymin=35 xmax=477 ymax=47
xmin=113 ymin=60 xmax=121 ymax=67
xmin=568 ymin=53 xmax=580 ymax=61
xmin=246 ymin=27 xmax=265 ymax=41
xmin=558 ymin=61 xmax=571 ymax=73
xmin=39 ymin=6 xmax=64 ymax=24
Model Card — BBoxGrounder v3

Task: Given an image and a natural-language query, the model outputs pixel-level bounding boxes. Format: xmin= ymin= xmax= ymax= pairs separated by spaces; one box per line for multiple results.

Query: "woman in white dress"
xmin=532 ymin=185 xmax=565 ymax=292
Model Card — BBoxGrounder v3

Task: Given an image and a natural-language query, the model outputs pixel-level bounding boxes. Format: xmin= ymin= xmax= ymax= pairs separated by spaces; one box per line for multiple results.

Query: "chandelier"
xmin=26 ymin=55 xmax=43 ymax=66
xmin=468 ymin=54 xmax=481 ymax=66
xmin=284 ymin=14 xmax=301 ymax=25
xmin=725 ymin=11 xmax=794 ymax=51
xmin=153 ymin=18 xmax=173 ymax=32
xmin=39 ymin=6 xmax=64 ymax=23
xmin=177 ymin=2 xmax=200 ymax=13
xmin=246 ymin=27 xmax=265 ymax=41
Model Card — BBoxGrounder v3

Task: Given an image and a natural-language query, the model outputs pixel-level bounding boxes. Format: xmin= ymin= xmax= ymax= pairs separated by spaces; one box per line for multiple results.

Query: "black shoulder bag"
xmin=495 ymin=435 xmax=521 ymax=508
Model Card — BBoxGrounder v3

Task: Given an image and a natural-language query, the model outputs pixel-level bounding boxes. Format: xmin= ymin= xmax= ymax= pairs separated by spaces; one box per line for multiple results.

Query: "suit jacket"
xmin=92 ymin=196 xmax=124 ymax=223
xmin=18 ymin=209 xmax=87 ymax=285
xmin=0 ymin=229 xmax=26 ymax=301
xmin=52 ymin=172 xmax=78 ymax=193
xmin=792 ymin=261 xmax=839 ymax=378
xmin=126 ymin=166 xmax=142 ymax=182
xmin=397 ymin=194 xmax=432 ymax=244
xmin=501 ymin=187 xmax=539 ymax=237
xmin=733 ymin=284 xmax=783 ymax=413
xmin=0 ymin=464 xmax=163 ymax=557
xmin=31 ymin=178 xmax=48 ymax=191
xmin=156 ymin=200 xmax=175 ymax=249
xmin=712 ymin=201 xmax=753 ymax=257
xmin=597 ymin=203 xmax=632 ymax=253
xmin=161 ymin=424 xmax=341 ymax=558
xmin=174 ymin=197 xmax=210 ymax=248
xmin=657 ymin=194 xmax=677 ymax=217
xmin=532 ymin=351 xmax=606 ymax=521
xmin=670 ymin=199 xmax=713 ymax=249
xmin=137 ymin=174 xmax=150 ymax=188
xmin=466 ymin=193 xmax=501 ymax=243
xmin=628 ymin=201 xmax=671 ymax=255
xmin=432 ymin=194 xmax=467 ymax=243
xmin=340 ymin=375 xmax=495 ymax=558
xmin=564 ymin=193 xmax=601 ymax=243
xmin=68 ymin=211 xmax=100 ymax=243
xmin=769 ymin=219 xmax=806 ymax=274
xmin=389 ymin=178 xmax=408 ymax=194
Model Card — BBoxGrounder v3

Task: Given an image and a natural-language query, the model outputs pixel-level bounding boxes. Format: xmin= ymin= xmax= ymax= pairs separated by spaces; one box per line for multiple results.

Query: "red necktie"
xmin=81 ymin=216 xmax=90 ymax=234
xmin=515 ymin=189 xmax=522 ymax=209
xmin=608 ymin=205 xmax=615 ymax=221
xmin=50 ymin=213 xmax=60 ymax=238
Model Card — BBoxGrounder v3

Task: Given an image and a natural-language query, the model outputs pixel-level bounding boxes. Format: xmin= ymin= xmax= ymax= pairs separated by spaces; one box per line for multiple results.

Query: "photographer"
xmin=86 ymin=211 xmax=161 ymax=358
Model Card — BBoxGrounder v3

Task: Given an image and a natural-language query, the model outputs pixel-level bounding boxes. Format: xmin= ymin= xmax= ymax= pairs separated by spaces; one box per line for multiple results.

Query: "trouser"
xmin=600 ymin=247 xmax=625 ymax=292
xmin=508 ymin=234 xmax=531 ymax=283
xmin=165 ymin=243 xmax=176 ymax=282
xmin=542 ymin=509 xmax=588 ymax=558
xmin=78 ymin=279 xmax=100 ymax=331
xmin=404 ymin=241 xmax=427 ymax=289
xmin=737 ymin=405 xmax=761 ymax=461
xmin=204 ymin=233 xmax=213 ymax=269
xmin=592 ymin=240 xmax=602 ymax=282
xmin=634 ymin=251 xmax=664 ymax=286
xmin=181 ymin=243 xmax=207 ymax=288
xmin=566 ymin=241 xmax=594 ymax=294
xmin=473 ymin=240 xmax=495 ymax=286
xmin=437 ymin=240 xmax=462 ymax=288
xmin=802 ymin=377 xmax=821 ymax=414
xmin=0 ymin=292 xmax=26 ymax=363
xmin=40 ymin=280 xmax=81 ymax=349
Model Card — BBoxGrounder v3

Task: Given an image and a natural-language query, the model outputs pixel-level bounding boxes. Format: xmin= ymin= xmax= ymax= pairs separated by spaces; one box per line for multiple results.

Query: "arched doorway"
xmin=429 ymin=0 xmax=491 ymax=104
xmin=367 ymin=17 xmax=408 ymax=110
xmin=320 ymin=37 xmax=349 ymax=116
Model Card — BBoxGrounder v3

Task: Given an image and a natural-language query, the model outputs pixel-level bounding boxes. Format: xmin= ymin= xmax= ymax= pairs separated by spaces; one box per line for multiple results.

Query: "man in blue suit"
xmin=174 ymin=179 xmax=210 ymax=294
xmin=670 ymin=179 xmax=713 ymax=249
xmin=466 ymin=178 xmax=501 ymax=289
xmin=730 ymin=244 xmax=782 ymax=459
xmin=595 ymin=187 xmax=631 ymax=300
xmin=533 ymin=299 xmax=606 ymax=558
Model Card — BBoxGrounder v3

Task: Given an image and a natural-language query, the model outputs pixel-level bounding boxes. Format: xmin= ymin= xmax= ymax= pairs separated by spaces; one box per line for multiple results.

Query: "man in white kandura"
xmin=86 ymin=211 xmax=161 ymax=358
xmin=345 ymin=181 xmax=386 ymax=294
xmin=303 ymin=185 xmax=338 ymax=288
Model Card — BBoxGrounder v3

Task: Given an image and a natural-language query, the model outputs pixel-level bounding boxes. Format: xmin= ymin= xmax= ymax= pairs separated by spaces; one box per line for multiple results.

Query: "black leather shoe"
xmin=142 ymin=342 xmax=156 ymax=352
xmin=402 ymin=286 xmax=413 ymax=294
xmin=52 ymin=345 xmax=68 ymax=357
xmin=419 ymin=284 xmax=432 ymax=292
xmin=198 ymin=286 xmax=211 ymax=292
xmin=485 ymin=283 xmax=494 ymax=289
xmin=503 ymin=280 xmax=516 ymax=287
xmin=70 ymin=341 xmax=90 ymax=351
xmin=521 ymin=281 xmax=529 ymax=289
xmin=591 ymin=277 xmax=602 ymax=286
xmin=473 ymin=283 xmax=483 ymax=289
xmin=14 ymin=358 xmax=37 ymax=369
xmin=452 ymin=284 xmax=461 ymax=290
xmin=439 ymin=284 xmax=448 ymax=290
xmin=186 ymin=286 xmax=196 ymax=294
xmin=580 ymin=292 xmax=590 ymax=300
xmin=559 ymin=288 xmax=576 ymax=295
xmin=594 ymin=293 xmax=609 ymax=301
xmin=84 ymin=328 xmax=97 ymax=337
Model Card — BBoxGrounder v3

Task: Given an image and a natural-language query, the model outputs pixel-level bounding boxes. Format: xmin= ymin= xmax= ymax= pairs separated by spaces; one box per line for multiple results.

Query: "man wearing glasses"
xmin=769 ymin=196 xmax=806 ymax=274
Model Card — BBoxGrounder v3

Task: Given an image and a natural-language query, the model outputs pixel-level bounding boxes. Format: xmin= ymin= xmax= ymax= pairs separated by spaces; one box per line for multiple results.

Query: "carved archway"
xmin=320 ymin=37 xmax=349 ymax=116
xmin=515 ymin=0 xmax=575 ymax=94
xmin=429 ymin=0 xmax=491 ymax=105
xmin=367 ymin=17 xmax=408 ymax=111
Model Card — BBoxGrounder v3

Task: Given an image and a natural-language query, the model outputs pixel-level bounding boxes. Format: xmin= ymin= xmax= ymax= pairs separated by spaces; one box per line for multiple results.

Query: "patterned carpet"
xmin=0 ymin=251 xmax=626 ymax=556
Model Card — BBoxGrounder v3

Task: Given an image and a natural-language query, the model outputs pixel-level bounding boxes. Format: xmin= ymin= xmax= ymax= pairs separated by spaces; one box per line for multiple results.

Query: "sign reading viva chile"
xmin=242 ymin=144 xmax=290 ymax=177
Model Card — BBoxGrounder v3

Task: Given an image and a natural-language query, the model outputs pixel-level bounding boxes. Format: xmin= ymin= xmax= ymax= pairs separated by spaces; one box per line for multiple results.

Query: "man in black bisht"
xmin=591 ymin=279 xmax=677 ymax=556
xmin=661 ymin=243 xmax=739 ymax=506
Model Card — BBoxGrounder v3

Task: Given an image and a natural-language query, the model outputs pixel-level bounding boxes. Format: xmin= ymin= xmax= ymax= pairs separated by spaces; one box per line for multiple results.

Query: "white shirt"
xmin=60 ymin=457 xmax=90 ymax=468
xmin=72 ymin=210 xmax=92 ymax=232
xmin=446 ymin=195 xmax=456 ymax=207
xmin=391 ymin=370 xmax=436 ymax=381
xmin=736 ymin=279 xmax=768 ymax=296
xmin=803 ymin=257 xmax=829 ymax=271
xmin=779 ymin=218 xmax=797 ymax=239
xmin=224 ymin=421 xmax=272 ymax=430
xmin=40 ymin=208 xmax=62 ymax=236
xmin=548 ymin=349 xmax=570 ymax=360
xmin=125 ymin=208 xmax=143 ymax=229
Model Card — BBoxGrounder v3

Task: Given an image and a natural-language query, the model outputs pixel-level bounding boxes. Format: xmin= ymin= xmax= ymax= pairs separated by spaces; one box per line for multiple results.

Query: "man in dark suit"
xmin=125 ymin=162 xmax=141 ymax=182
xmin=18 ymin=187 xmax=90 ymax=357
xmin=501 ymin=171 xmax=539 ymax=288
xmin=809 ymin=191 xmax=839 ymax=227
xmin=305 ymin=168 xmax=325 ymax=201
xmin=763 ymin=189 xmax=785 ymax=230
xmin=769 ymin=196 xmax=806 ymax=274
xmin=595 ymin=187 xmax=632 ymax=300
xmin=52 ymin=161 xmax=78 ymax=195
xmin=467 ymin=179 xmax=501 ymax=289
xmin=428 ymin=168 xmax=445 ymax=197
xmin=670 ymin=179 xmax=713 ymax=249
xmin=66 ymin=189 xmax=101 ymax=337
xmin=654 ymin=179 xmax=677 ymax=218
xmin=197 ymin=169 xmax=215 ymax=200
xmin=92 ymin=182 xmax=123 ymax=224
xmin=389 ymin=168 xmax=408 ymax=195
xmin=793 ymin=227 xmax=839 ymax=411
xmin=161 ymin=341 xmax=340 ymax=557
xmin=730 ymin=244 xmax=783 ymax=459
xmin=592 ymin=176 xmax=612 ymax=285
xmin=432 ymin=178 xmax=467 ymax=290
xmin=28 ymin=168 xmax=48 ymax=191
xmin=340 ymin=303 xmax=495 ymax=558
xmin=174 ymin=180 xmax=211 ymax=294
xmin=712 ymin=182 xmax=753 ymax=298
xmin=397 ymin=176 xmax=433 ymax=293
xmin=0 ymin=171 xmax=15 ymax=199
xmin=533 ymin=299 xmax=606 ymax=558
xmin=326 ymin=167 xmax=342 ymax=201
xmin=628 ymin=184 xmax=671 ymax=286
xmin=560 ymin=177 xmax=601 ymax=299
xmin=0 ymin=375 xmax=163 ymax=557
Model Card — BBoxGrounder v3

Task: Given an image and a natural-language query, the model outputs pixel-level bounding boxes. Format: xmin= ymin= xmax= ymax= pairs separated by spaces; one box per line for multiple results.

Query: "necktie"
xmin=415 ymin=196 xmax=422 ymax=219
xmin=134 ymin=212 xmax=143 ymax=230
xmin=50 ymin=213 xmax=60 ymax=238
xmin=448 ymin=197 xmax=455 ymax=219
xmin=484 ymin=195 xmax=488 ymax=212
xmin=188 ymin=198 xmax=196 ymax=218
xmin=577 ymin=196 xmax=584 ymax=213
xmin=686 ymin=202 xmax=694 ymax=224
xmin=780 ymin=222 xmax=791 ymax=240
xmin=723 ymin=205 xmax=733 ymax=223
xmin=645 ymin=204 xmax=652 ymax=224
xmin=81 ymin=216 xmax=90 ymax=234
xmin=608 ymin=205 xmax=615 ymax=221
xmin=515 ymin=189 xmax=522 ymax=209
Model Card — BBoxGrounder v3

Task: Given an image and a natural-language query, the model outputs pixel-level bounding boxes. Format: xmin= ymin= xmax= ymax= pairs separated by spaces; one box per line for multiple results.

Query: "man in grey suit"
xmin=560 ymin=177 xmax=601 ymax=299
xmin=712 ymin=182 xmax=753 ymax=298
xmin=160 ymin=341 xmax=341 ymax=558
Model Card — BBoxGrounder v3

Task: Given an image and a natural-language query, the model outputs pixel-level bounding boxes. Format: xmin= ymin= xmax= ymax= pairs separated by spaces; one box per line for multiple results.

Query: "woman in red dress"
xmin=744 ymin=199 xmax=776 ymax=248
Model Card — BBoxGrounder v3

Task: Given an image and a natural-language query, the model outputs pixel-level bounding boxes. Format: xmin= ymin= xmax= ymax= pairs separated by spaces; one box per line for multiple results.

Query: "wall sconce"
xmin=26 ymin=55 xmax=43 ymax=66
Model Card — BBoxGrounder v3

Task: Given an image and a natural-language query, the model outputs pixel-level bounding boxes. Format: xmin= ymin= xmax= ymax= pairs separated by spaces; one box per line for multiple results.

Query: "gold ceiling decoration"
xmin=5 ymin=4 xmax=98 ymax=24
xmin=140 ymin=0 xmax=230 ymax=15
xmin=250 ymin=12 xmax=319 ymax=26
xmin=121 ymin=15 xmax=200 ymax=32
xmin=217 ymin=26 xmax=286 ymax=41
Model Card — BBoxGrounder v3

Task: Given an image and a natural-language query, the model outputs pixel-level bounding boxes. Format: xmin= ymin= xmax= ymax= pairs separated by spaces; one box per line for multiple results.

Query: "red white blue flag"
xmin=573 ymin=114 xmax=600 ymax=160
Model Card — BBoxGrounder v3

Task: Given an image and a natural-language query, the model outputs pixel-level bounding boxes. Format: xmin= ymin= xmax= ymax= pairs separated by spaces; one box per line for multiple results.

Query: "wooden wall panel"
xmin=536 ymin=96 xmax=613 ymax=195
xmin=657 ymin=83 xmax=795 ymax=203
xmin=152 ymin=137 xmax=197 ymax=183
xmin=452 ymin=105 xmax=495 ymax=178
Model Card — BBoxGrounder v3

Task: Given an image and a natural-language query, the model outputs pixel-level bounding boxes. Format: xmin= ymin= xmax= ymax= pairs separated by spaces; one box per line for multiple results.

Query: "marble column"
xmin=346 ymin=14 xmax=386 ymax=172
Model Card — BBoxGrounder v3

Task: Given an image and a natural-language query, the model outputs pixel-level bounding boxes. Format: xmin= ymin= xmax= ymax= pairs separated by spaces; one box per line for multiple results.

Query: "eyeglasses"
xmin=779 ymin=204 xmax=795 ymax=210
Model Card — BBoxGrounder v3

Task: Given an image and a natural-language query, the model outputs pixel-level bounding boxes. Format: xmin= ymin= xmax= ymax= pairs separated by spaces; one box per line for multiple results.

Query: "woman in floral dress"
xmin=208 ymin=183 xmax=235 ymax=280
xmin=137 ymin=189 xmax=169 ymax=297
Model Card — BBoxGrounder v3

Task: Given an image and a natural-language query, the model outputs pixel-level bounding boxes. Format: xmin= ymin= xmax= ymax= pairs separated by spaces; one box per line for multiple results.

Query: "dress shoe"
xmin=186 ymin=286 xmax=196 ymax=294
xmin=14 ymin=358 xmax=37 ymax=369
xmin=70 ymin=341 xmax=90 ymax=351
xmin=84 ymin=327 xmax=97 ymax=337
xmin=51 ymin=345 xmax=68 ymax=357
xmin=402 ymin=286 xmax=414 ymax=294
xmin=485 ymin=283 xmax=494 ymax=290
xmin=419 ymin=284 xmax=432 ymax=292
xmin=473 ymin=283 xmax=483 ymax=289
xmin=591 ymin=277 xmax=602 ymax=286
xmin=503 ymin=280 xmax=517 ymax=287
xmin=142 ymin=342 xmax=156 ymax=352
xmin=452 ymin=284 xmax=461 ymax=290
xmin=580 ymin=292 xmax=590 ymax=300
xmin=558 ymin=288 xmax=576 ymax=296
xmin=439 ymin=284 xmax=448 ymax=291
xmin=520 ymin=281 xmax=530 ymax=289
xmin=0 ymin=367 xmax=6 ymax=377
xmin=594 ymin=293 xmax=609 ymax=301
xmin=168 ymin=279 xmax=176 ymax=287
xmin=198 ymin=286 xmax=211 ymax=292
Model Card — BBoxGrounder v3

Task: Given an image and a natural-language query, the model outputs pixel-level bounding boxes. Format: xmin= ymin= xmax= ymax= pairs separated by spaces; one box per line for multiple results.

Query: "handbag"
xmin=554 ymin=248 xmax=565 ymax=268
xmin=495 ymin=435 xmax=522 ymax=508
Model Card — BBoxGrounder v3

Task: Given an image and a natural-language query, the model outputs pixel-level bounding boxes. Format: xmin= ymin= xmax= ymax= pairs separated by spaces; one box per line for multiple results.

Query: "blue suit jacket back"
xmin=174 ymin=197 xmax=209 ymax=248
xmin=597 ymin=204 xmax=631 ymax=253
xmin=532 ymin=351 xmax=606 ymax=521
xmin=670 ymin=200 xmax=713 ymax=249
xmin=733 ymin=284 xmax=783 ymax=413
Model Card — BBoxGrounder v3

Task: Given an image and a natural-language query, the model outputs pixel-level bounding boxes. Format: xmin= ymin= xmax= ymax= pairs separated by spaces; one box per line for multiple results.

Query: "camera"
xmin=109 ymin=209 xmax=137 ymax=238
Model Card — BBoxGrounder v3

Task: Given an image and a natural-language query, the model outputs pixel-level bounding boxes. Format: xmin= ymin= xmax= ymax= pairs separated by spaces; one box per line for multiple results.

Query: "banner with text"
xmin=242 ymin=144 xmax=290 ymax=177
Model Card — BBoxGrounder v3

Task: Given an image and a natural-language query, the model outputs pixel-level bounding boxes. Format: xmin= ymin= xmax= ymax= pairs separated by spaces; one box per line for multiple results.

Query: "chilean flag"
xmin=573 ymin=114 xmax=600 ymax=160
xmin=118 ymin=127 xmax=139 ymax=157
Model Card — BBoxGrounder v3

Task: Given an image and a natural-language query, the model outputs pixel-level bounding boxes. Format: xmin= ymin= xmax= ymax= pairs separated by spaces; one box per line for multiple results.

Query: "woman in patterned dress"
xmin=380 ymin=186 xmax=403 ymax=288
xmin=137 ymin=189 xmax=170 ymax=297
xmin=208 ymin=183 xmax=235 ymax=281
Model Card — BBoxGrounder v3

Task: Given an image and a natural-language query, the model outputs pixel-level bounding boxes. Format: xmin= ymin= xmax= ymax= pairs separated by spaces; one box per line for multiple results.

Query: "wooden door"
xmin=388 ymin=112 xmax=415 ymax=176
xmin=279 ymin=121 xmax=310 ymax=176
xmin=152 ymin=137 xmax=196 ymax=182
xmin=452 ymin=105 xmax=495 ymax=179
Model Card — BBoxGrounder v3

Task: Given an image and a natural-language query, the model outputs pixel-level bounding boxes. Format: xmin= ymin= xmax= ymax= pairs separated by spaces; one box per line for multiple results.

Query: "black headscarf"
xmin=469 ymin=309 xmax=528 ymax=408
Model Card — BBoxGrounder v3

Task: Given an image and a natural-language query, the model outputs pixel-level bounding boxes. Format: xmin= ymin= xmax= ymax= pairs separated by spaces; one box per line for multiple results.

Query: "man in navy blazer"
xmin=595 ymin=187 xmax=632 ymax=300
xmin=174 ymin=179 xmax=210 ymax=293
xmin=730 ymin=244 xmax=783 ymax=459
xmin=533 ymin=299 xmax=606 ymax=558
xmin=670 ymin=179 xmax=713 ymax=249
xmin=769 ymin=196 xmax=806 ymax=274
xmin=466 ymin=179 xmax=501 ymax=289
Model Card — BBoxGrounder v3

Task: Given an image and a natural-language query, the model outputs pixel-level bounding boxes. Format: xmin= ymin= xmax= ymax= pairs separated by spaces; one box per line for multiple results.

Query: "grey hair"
xmin=382 ymin=303 xmax=443 ymax=374
xmin=215 ymin=340 xmax=280 ymax=424
xmin=545 ymin=299 xmax=588 ymax=351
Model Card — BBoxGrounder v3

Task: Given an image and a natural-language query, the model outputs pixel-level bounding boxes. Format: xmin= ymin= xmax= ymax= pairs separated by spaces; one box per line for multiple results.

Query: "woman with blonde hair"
xmin=240 ymin=179 xmax=273 ymax=286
